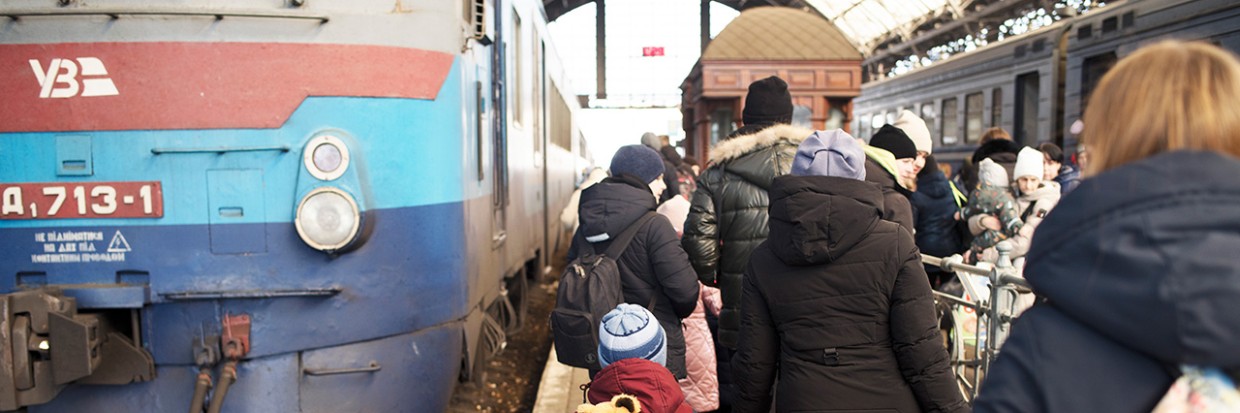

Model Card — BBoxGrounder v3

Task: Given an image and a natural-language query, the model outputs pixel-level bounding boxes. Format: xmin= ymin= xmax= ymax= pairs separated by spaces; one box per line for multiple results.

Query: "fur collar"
xmin=709 ymin=124 xmax=814 ymax=164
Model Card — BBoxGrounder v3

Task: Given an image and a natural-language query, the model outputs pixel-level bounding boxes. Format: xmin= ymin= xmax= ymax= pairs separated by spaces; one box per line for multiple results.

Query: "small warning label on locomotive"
xmin=30 ymin=230 xmax=129 ymax=263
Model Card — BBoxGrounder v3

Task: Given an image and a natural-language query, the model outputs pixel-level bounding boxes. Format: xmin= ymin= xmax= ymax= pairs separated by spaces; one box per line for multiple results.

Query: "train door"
xmin=539 ymin=39 xmax=551 ymax=271
xmin=1014 ymin=71 xmax=1040 ymax=146
xmin=491 ymin=0 xmax=509 ymax=248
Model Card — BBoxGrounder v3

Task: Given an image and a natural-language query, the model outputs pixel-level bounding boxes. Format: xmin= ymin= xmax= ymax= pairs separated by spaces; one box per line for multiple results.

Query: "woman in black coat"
xmin=572 ymin=145 xmax=701 ymax=379
xmin=732 ymin=130 xmax=967 ymax=413
xmin=974 ymin=41 xmax=1240 ymax=412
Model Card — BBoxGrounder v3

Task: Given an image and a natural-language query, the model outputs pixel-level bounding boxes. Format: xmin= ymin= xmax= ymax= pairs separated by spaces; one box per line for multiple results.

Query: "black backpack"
xmin=551 ymin=212 xmax=657 ymax=369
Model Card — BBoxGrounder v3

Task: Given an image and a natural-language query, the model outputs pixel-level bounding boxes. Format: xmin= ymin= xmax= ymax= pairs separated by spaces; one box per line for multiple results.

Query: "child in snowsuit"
xmin=963 ymin=158 xmax=1023 ymax=262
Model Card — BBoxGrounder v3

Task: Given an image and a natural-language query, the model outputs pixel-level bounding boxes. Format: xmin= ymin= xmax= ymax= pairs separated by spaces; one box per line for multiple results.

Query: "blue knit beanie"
xmin=597 ymin=304 xmax=667 ymax=369
xmin=791 ymin=129 xmax=867 ymax=181
xmin=609 ymin=145 xmax=664 ymax=184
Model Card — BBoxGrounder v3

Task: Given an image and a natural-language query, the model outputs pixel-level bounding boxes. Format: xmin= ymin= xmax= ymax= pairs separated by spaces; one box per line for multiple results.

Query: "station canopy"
xmin=804 ymin=0 xmax=963 ymax=53
xmin=544 ymin=0 xmax=982 ymax=57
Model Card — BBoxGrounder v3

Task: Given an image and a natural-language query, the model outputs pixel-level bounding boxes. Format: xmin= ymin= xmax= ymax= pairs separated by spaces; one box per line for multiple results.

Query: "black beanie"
xmin=870 ymin=125 xmax=918 ymax=160
xmin=742 ymin=76 xmax=793 ymax=125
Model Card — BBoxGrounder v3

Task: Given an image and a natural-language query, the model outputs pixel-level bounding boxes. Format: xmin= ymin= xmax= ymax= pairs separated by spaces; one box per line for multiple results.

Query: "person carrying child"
xmin=963 ymin=158 xmax=1023 ymax=263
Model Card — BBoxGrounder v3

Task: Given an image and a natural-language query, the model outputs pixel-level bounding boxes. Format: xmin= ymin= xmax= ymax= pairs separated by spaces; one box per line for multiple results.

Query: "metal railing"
xmin=923 ymin=241 xmax=1031 ymax=401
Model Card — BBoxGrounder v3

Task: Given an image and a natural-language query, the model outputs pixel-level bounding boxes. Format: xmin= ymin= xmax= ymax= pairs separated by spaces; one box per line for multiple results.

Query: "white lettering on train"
xmin=29 ymin=57 xmax=119 ymax=99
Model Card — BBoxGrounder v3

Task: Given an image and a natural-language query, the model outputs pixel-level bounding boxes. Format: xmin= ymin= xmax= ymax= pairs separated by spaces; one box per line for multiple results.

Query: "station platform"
xmin=532 ymin=348 xmax=592 ymax=413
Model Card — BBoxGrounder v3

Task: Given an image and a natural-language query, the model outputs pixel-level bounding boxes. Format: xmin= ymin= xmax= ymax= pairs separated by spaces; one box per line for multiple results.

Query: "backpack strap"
xmin=601 ymin=212 xmax=659 ymax=259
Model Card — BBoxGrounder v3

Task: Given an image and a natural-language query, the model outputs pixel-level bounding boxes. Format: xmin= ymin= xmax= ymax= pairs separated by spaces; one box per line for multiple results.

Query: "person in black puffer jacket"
xmin=910 ymin=155 xmax=965 ymax=287
xmin=683 ymin=76 xmax=805 ymax=409
xmin=572 ymin=145 xmax=700 ymax=379
xmin=974 ymin=41 xmax=1240 ymax=413
xmin=733 ymin=130 xmax=968 ymax=413
xmin=682 ymin=76 xmax=806 ymax=350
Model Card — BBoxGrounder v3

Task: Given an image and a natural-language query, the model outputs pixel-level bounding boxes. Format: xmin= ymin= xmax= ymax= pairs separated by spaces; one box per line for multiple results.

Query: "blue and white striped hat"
xmin=597 ymin=304 xmax=667 ymax=369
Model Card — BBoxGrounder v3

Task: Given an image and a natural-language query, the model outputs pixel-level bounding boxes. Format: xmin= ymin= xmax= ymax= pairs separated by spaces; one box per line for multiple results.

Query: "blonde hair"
xmin=1082 ymin=41 xmax=1240 ymax=175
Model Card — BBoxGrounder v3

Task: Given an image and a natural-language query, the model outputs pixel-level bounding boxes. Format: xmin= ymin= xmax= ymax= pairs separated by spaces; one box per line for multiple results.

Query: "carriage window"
xmin=920 ymin=102 xmax=935 ymax=139
xmin=1015 ymin=71 xmax=1040 ymax=145
xmin=1081 ymin=52 xmax=1118 ymax=113
xmin=965 ymin=92 xmax=984 ymax=143
xmin=991 ymin=88 xmax=1003 ymax=127
xmin=941 ymin=98 xmax=958 ymax=145
xmin=710 ymin=108 xmax=733 ymax=145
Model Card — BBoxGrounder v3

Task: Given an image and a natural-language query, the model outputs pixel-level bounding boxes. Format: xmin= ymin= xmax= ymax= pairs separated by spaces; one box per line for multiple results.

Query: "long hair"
xmin=1081 ymin=41 xmax=1240 ymax=175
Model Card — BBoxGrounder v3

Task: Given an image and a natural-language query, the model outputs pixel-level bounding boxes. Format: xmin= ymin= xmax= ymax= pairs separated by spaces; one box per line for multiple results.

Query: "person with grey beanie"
xmin=733 ymin=130 xmax=967 ymax=413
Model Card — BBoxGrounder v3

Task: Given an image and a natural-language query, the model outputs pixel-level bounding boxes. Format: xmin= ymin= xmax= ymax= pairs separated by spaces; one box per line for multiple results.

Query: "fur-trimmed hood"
xmin=710 ymin=124 xmax=814 ymax=164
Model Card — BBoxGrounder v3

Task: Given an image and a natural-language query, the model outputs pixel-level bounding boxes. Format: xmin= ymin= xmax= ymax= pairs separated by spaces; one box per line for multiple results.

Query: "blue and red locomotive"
xmin=0 ymin=0 xmax=586 ymax=411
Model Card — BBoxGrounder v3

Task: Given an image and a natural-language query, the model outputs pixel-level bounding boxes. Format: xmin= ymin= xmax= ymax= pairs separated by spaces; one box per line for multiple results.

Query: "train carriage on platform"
xmin=0 ymin=0 xmax=586 ymax=411
xmin=853 ymin=0 xmax=1240 ymax=168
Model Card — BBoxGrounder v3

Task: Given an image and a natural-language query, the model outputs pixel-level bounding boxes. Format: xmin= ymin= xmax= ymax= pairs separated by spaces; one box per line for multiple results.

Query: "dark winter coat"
xmin=974 ymin=151 xmax=1240 ymax=412
xmin=682 ymin=123 xmax=812 ymax=349
xmin=733 ymin=175 xmax=969 ymax=413
xmin=571 ymin=175 xmax=701 ymax=379
xmin=911 ymin=167 xmax=963 ymax=258
xmin=1053 ymin=163 xmax=1082 ymax=195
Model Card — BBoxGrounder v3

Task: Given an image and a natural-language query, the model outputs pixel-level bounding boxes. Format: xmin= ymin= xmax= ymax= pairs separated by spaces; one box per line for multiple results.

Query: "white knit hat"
xmin=1014 ymin=147 xmax=1044 ymax=180
xmin=978 ymin=158 xmax=1009 ymax=187
xmin=892 ymin=110 xmax=932 ymax=155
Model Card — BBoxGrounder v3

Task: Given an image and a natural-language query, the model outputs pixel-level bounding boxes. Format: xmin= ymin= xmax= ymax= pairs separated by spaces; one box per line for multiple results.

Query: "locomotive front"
xmin=0 ymin=1 xmax=481 ymax=411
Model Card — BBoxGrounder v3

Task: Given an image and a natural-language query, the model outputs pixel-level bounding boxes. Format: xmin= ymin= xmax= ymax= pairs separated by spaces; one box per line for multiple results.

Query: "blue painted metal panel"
xmin=0 ymin=202 xmax=471 ymax=363
xmin=0 ymin=60 xmax=465 ymax=229
xmin=30 ymin=353 xmax=299 ymax=413
xmin=28 ymin=322 xmax=461 ymax=413
xmin=61 ymin=285 xmax=148 ymax=309
xmin=207 ymin=169 xmax=267 ymax=254
xmin=298 ymin=325 xmax=462 ymax=412
xmin=54 ymin=135 xmax=92 ymax=176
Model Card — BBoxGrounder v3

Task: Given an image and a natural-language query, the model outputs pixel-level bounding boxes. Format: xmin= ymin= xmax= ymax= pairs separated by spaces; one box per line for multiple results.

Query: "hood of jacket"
xmin=707 ymin=123 xmax=813 ymax=189
xmin=916 ymin=168 xmax=952 ymax=200
xmin=766 ymin=175 xmax=884 ymax=266
xmin=1026 ymin=150 xmax=1240 ymax=367
xmin=578 ymin=175 xmax=656 ymax=243
xmin=587 ymin=358 xmax=693 ymax=413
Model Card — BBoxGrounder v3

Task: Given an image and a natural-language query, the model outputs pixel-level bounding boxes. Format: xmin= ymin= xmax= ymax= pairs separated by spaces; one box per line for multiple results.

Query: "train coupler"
xmin=0 ymin=288 xmax=154 ymax=411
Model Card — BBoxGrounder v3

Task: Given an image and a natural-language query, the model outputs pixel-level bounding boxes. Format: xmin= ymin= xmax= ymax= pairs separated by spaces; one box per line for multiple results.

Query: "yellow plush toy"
xmin=576 ymin=394 xmax=642 ymax=413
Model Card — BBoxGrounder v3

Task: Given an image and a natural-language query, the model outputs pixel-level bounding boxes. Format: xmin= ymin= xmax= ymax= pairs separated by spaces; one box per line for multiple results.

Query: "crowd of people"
xmin=557 ymin=40 xmax=1240 ymax=413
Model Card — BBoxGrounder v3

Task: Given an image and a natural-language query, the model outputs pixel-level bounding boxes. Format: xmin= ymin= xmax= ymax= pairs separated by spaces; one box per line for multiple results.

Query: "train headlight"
xmin=295 ymin=187 xmax=360 ymax=252
xmin=303 ymin=135 xmax=350 ymax=181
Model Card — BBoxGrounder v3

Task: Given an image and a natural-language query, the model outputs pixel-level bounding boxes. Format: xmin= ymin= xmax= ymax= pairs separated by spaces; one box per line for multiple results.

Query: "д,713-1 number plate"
xmin=0 ymin=182 xmax=163 ymax=219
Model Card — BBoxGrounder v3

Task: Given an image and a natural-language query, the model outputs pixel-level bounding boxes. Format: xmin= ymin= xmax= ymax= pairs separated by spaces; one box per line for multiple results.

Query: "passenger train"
xmin=0 ymin=0 xmax=587 ymax=411
xmin=852 ymin=0 xmax=1240 ymax=166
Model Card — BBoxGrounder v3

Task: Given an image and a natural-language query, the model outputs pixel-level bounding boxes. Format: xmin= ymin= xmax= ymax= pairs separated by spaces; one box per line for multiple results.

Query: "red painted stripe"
xmin=0 ymin=42 xmax=455 ymax=132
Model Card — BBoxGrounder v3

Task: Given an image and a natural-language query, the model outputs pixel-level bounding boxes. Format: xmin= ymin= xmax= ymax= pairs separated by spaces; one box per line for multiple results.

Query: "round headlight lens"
xmin=312 ymin=143 xmax=343 ymax=173
xmin=303 ymin=135 xmax=349 ymax=181
xmin=295 ymin=188 xmax=360 ymax=251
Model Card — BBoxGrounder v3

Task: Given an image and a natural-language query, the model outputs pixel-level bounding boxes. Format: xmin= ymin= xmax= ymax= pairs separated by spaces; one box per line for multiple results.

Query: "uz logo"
xmin=29 ymin=57 xmax=119 ymax=98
